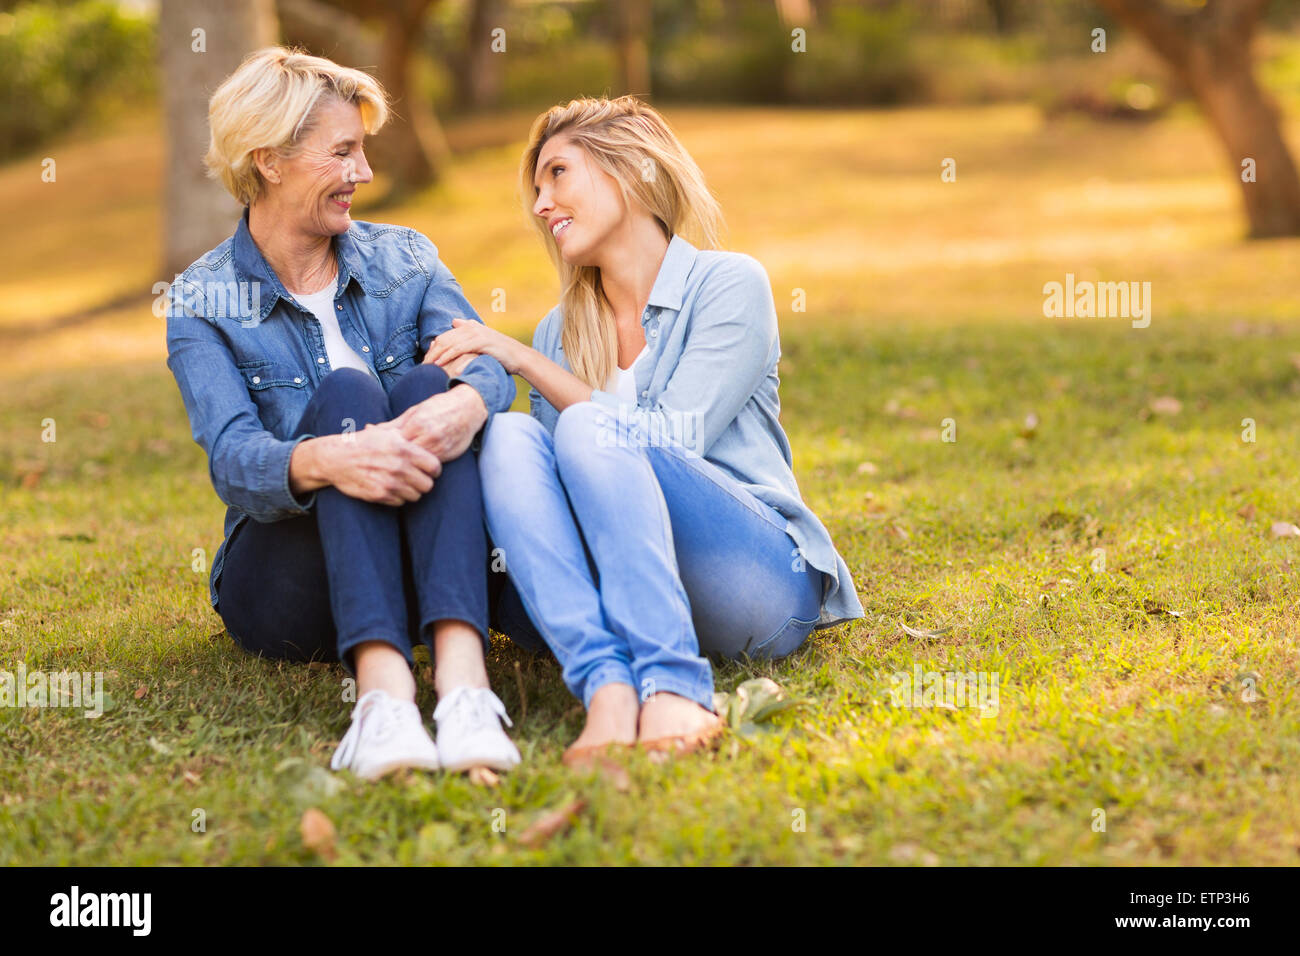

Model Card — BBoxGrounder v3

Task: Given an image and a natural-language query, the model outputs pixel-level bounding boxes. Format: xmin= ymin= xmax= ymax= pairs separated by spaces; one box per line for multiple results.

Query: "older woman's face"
xmin=267 ymin=97 xmax=372 ymax=236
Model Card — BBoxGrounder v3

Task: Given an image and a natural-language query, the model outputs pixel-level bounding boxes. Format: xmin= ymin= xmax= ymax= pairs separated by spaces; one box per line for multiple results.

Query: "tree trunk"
xmin=452 ymin=0 xmax=505 ymax=111
xmin=159 ymin=0 xmax=278 ymax=278
xmin=1095 ymin=0 xmax=1300 ymax=238
xmin=373 ymin=0 xmax=447 ymax=196
xmin=612 ymin=0 xmax=652 ymax=98
xmin=304 ymin=0 xmax=448 ymax=198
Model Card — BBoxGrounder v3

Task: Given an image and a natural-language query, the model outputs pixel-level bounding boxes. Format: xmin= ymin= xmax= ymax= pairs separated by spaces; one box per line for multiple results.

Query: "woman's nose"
xmin=532 ymin=188 xmax=551 ymax=219
xmin=353 ymin=152 xmax=374 ymax=184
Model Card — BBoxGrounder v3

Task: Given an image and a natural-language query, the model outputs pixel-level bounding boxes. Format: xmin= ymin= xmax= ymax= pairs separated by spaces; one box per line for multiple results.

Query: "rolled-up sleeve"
xmin=589 ymin=255 xmax=776 ymax=455
xmin=166 ymin=283 xmax=316 ymax=523
xmin=412 ymin=234 xmax=515 ymax=415
xmin=528 ymin=307 xmax=562 ymax=433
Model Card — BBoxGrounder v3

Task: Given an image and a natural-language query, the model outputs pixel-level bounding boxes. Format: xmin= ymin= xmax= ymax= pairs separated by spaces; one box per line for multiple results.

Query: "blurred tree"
xmin=284 ymin=0 xmax=449 ymax=197
xmin=160 ymin=0 xmax=277 ymax=277
xmin=986 ymin=0 xmax=1018 ymax=34
xmin=1095 ymin=0 xmax=1300 ymax=237
xmin=450 ymin=0 xmax=505 ymax=111
xmin=612 ymin=0 xmax=652 ymax=96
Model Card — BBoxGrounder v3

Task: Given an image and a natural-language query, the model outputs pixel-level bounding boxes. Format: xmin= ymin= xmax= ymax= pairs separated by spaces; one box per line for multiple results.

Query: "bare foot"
xmin=637 ymin=692 xmax=723 ymax=752
xmin=563 ymin=683 xmax=639 ymax=766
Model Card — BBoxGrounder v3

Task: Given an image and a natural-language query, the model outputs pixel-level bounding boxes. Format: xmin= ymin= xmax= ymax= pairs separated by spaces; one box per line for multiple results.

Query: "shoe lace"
xmin=432 ymin=686 xmax=513 ymax=737
xmin=330 ymin=689 xmax=406 ymax=770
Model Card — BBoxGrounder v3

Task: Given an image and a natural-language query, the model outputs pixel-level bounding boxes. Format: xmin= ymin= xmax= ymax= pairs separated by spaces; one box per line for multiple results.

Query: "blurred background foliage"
xmin=5 ymin=0 xmax=1300 ymax=163
xmin=0 ymin=0 xmax=155 ymax=158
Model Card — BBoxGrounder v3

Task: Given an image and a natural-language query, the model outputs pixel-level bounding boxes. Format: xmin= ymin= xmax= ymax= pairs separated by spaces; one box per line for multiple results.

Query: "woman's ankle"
xmin=353 ymin=640 xmax=416 ymax=701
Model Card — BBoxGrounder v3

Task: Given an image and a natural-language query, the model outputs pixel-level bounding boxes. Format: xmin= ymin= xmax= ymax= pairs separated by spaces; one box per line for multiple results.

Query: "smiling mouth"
xmin=551 ymin=217 xmax=572 ymax=238
xmin=330 ymin=192 xmax=353 ymax=209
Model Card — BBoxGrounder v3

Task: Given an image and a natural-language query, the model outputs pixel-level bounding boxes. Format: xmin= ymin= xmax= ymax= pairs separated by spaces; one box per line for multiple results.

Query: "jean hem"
xmin=633 ymin=671 xmax=716 ymax=713
xmin=579 ymin=664 xmax=637 ymax=709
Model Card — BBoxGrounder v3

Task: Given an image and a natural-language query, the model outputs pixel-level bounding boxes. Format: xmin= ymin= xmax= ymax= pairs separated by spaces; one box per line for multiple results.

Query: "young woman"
xmin=167 ymin=48 xmax=520 ymax=779
xmin=425 ymin=96 xmax=863 ymax=766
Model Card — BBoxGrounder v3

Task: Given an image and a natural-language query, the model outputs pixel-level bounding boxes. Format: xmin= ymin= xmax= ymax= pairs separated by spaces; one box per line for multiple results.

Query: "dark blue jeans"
xmin=216 ymin=366 xmax=489 ymax=674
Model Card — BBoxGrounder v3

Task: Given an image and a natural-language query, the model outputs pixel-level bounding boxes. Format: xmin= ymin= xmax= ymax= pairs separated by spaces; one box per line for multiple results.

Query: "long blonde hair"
xmin=520 ymin=96 xmax=724 ymax=389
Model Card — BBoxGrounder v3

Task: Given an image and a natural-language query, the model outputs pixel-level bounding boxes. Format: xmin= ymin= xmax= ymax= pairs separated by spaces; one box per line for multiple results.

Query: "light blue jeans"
xmin=478 ymin=402 xmax=824 ymax=711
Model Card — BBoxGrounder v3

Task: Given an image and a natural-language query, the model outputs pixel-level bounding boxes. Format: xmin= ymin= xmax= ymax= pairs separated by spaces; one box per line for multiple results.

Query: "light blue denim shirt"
xmin=166 ymin=210 xmax=516 ymax=609
xmin=529 ymin=235 xmax=863 ymax=628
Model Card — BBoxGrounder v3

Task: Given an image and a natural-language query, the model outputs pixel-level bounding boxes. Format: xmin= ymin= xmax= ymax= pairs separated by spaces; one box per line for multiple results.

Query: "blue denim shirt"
xmin=529 ymin=235 xmax=864 ymax=628
xmin=166 ymin=210 xmax=516 ymax=609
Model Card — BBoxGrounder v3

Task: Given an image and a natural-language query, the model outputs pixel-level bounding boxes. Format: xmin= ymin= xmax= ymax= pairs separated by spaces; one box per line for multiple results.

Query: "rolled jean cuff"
xmin=336 ymin=628 xmax=414 ymax=676
xmin=419 ymin=606 xmax=491 ymax=657
xmin=580 ymin=663 xmax=637 ymax=709
xmin=635 ymin=670 xmax=716 ymax=713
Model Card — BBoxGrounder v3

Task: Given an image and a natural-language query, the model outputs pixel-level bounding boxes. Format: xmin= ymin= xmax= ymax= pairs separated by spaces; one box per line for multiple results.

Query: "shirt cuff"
xmin=277 ymin=433 xmax=318 ymax=515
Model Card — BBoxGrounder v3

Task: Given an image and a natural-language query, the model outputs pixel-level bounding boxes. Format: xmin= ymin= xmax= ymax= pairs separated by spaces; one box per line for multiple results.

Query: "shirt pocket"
xmin=237 ymin=359 xmax=310 ymax=438
xmin=374 ymin=323 xmax=419 ymax=386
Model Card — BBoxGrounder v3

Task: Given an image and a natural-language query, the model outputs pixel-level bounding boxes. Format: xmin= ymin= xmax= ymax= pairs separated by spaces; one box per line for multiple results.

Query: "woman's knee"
xmin=481 ymin=413 xmax=548 ymax=472
xmin=309 ymin=368 xmax=389 ymax=431
xmin=552 ymin=401 xmax=607 ymax=458
xmin=390 ymin=363 xmax=449 ymax=413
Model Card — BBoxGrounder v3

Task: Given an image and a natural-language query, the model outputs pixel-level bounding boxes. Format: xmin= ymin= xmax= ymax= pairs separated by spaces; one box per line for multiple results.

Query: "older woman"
xmin=165 ymin=47 xmax=520 ymax=778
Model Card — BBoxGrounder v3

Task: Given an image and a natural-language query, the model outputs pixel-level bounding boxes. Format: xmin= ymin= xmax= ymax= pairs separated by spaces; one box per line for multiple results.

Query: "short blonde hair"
xmin=205 ymin=46 xmax=389 ymax=206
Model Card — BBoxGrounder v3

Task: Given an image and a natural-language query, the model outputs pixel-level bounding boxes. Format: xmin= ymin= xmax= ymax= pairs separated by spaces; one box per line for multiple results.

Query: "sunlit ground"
xmin=2 ymin=102 xmax=1298 ymax=864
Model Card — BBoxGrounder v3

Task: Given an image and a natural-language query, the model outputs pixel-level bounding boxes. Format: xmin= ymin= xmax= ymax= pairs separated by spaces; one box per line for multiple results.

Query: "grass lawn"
xmin=2 ymin=103 xmax=1299 ymax=865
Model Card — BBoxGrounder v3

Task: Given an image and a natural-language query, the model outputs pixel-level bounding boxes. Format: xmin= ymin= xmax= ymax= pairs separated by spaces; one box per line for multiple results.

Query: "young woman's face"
xmin=532 ymin=134 xmax=627 ymax=267
xmin=261 ymin=97 xmax=372 ymax=237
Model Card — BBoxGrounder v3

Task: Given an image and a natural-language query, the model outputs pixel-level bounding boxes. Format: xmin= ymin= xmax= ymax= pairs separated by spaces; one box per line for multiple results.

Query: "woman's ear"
xmin=252 ymin=148 xmax=280 ymax=186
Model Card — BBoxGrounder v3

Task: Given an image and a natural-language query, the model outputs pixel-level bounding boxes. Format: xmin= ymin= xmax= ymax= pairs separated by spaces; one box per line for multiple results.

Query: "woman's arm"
xmin=423 ymin=317 xmax=592 ymax=413
xmin=166 ymin=279 xmax=439 ymax=515
xmin=167 ymin=280 xmax=320 ymax=522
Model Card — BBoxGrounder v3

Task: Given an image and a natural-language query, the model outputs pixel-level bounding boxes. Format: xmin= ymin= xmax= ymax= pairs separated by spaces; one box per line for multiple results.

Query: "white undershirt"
xmin=293 ymin=283 xmax=377 ymax=380
xmin=605 ymin=345 xmax=647 ymax=402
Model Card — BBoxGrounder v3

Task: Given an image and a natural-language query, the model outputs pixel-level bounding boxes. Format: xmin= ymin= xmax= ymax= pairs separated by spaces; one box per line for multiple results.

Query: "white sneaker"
xmin=330 ymin=689 xmax=441 ymax=779
xmin=432 ymin=687 xmax=522 ymax=772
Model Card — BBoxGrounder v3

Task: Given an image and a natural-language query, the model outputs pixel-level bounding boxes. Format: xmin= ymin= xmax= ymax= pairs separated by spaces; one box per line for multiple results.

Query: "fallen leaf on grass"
xmin=133 ymin=685 xmax=148 ymax=700
xmin=713 ymin=678 xmax=807 ymax=738
xmin=899 ymin=619 xmax=952 ymax=641
xmin=1270 ymin=521 xmax=1300 ymax=538
xmin=1237 ymin=503 xmax=1257 ymax=521
xmin=1149 ymin=395 xmax=1182 ymax=416
xmin=1141 ymin=599 xmax=1183 ymax=618
xmin=517 ymin=799 xmax=586 ymax=848
xmin=889 ymin=842 xmax=940 ymax=866
xmin=300 ymin=807 xmax=337 ymax=860
xmin=1019 ymin=412 xmax=1039 ymax=439
xmin=467 ymin=766 xmax=499 ymax=788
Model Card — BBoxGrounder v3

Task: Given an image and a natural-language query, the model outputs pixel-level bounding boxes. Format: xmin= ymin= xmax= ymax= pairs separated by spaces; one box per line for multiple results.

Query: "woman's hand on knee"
xmin=391 ymin=387 xmax=487 ymax=463
xmin=327 ymin=424 xmax=442 ymax=505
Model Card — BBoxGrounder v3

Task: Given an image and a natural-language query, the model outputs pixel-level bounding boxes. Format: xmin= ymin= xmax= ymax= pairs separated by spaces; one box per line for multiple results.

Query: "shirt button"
xmin=641 ymin=390 xmax=649 ymax=398
xmin=361 ymin=346 xmax=370 ymax=353
xmin=336 ymin=304 xmax=343 ymax=311
xmin=251 ymin=375 xmax=260 ymax=384
xmin=293 ymin=377 xmax=302 ymax=384
xmin=650 ymin=328 xmax=659 ymax=337
xmin=317 ymin=357 xmax=326 ymax=364
xmin=386 ymin=355 xmax=394 ymax=363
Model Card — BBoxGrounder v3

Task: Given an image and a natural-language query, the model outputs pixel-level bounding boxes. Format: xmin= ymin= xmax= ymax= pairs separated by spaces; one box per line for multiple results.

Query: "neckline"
xmin=617 ymin=344 xmax=647 ymax=373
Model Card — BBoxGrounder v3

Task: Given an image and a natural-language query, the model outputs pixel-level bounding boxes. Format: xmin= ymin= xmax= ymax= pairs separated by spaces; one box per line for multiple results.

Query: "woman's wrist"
xmin=289 ymin=434 xmax=340 ymax=495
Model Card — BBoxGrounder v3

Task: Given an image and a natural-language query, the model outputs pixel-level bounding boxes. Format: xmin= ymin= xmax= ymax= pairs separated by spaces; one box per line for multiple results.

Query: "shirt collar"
xmin=231 ymin=207 xmax=375 ymax=310
xmin=645 ymin=234 xmax=698 ymax=313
